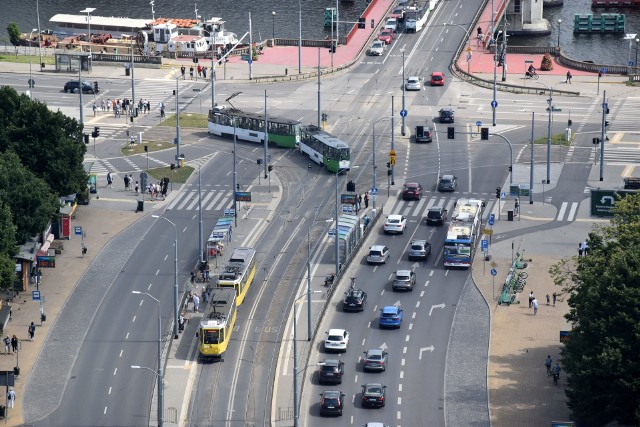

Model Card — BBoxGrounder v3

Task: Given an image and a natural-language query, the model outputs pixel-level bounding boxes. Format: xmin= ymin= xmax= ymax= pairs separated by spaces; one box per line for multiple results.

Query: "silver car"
xmin=392 ymin=270 xmax=416 ymax=291
xmin=368 ymin=40 xmax=386 ymax=56
xmin=405 ymin=76 xmax=422 ymax=91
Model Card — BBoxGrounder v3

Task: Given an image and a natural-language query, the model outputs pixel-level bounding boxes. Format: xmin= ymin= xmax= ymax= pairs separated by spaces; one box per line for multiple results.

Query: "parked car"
xmin=318 ymin=359 xmax=345 ymax=384
xmin=368 ymin=40 xmax=386 ymax=56
xmin=379 ymin=306 xmax=403 ymax=328
xmin=439 ymin=106 xmax=455 ymax=123
xmin=402 ymin=182 xmax=423 ymax=200
xmin=383 ymin=214 xmax=407 ymax=234
xmin=426 ymin=206 xmax=448 ymax=225
xmin=415 ymin=125 xmax=432 ymax=143
xmin=363 ymin=348 xmax=388 ymax=372
xmin=324 ymin=329 xmax=350 ymax=352
xmin=367 ymin=245 xmax=390 ymax=264
xmin=430 ymin=71 xmax=445 ymax=86
xmin=343 ymin=287 xmax=367 ymax=312
xmin=405 ymin=76 xmax=421 ymax=91
xmin=437 ymin=175 xmax=458 ymax=192
xmin=378 ymin=29 xmax=394 ymax=45
xmin=393 ymin=270 xmax=416 ymax=291
xmin=408 ymin=240 xmax=432 ymax=261
xmin=384 ymin=18 xmax=398 ymax=32
xmin=320 ymin=390 xmax=345 ymax=416
xmin=64 ymin=80 xmax=99 ymax=94
xmin=361 ymin=383 xmax=387 ymax=408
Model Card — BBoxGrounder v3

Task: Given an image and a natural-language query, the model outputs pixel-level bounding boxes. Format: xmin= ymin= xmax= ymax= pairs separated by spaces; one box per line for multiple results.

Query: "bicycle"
xmin=525 ymin=71 xmax=539 ymax=80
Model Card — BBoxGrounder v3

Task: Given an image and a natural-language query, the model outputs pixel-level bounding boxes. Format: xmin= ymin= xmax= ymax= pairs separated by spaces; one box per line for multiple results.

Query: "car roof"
xmin=387 ymin=214 xmax=403 ymax=220
xmin=328 ymin=328 xmax=346 ymax=335
xmin=440 ymin=106 xmax=454 ymax=112
xmin=405 ymin=182 xmax=420 ymax=186
xmin=382 ymin=306 xmax=399 ymax=314
xmin=370 ymin=245 xmax=386 ymax=251
xmin=364 ymin=383 xmax=384 ymax=390
xmin=366 ymin=348 xmax=384 ymax=356
xmin=396 ymin=269 xmax=412 ymax=276
xmin=323 ymin=359 xmax=341 ymax=366
xmin=440 ymin=174 xmax=455 ymax=180
xmin=411 ymin=239 xmax=428 ymax=245
xmin=322 ymin=390 xmax=342 ymax=398
xmin=429 ymin=206 xmax=445 ymax=211
xmin=432 ymin=71 xmax=444 ymax=76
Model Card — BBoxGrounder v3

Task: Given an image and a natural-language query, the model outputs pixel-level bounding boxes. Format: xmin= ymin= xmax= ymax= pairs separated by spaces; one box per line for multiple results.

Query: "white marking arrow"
xmin=393 ymin=300 xmax=402 ymax=307
xmin=419 ymin=346 xmax=435 ymax=359
xmin=380 ymin=342 xmax=388 ymax=351
xmin=429 ymin=303 xmax=445 ymax=316
xmin=411 ymin=262 xmax=420 ymax=271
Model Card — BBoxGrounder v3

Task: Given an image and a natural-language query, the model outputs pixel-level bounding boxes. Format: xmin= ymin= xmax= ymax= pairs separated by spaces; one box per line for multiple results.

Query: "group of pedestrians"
xmin=3 ymin=335 xmax=19 ymax=354
xmin=544 ymin=355 xmax=562 ymax=384
xmin=528 ymin=291 xmax=539 ymax=315
xmin=578 ymin=240 xmax=590 ymax=257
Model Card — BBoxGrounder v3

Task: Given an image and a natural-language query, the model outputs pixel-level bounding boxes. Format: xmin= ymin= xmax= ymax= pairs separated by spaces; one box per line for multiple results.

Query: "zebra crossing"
xmin=166 ymin=188 xmax=234 ymax=212
xmin=610 ymin=97 xmax=640 ymax=132
xmin=119 ymin=78 xmax=202 ymax=111
xmin=556 ymin=201 xmax=579 ymax=222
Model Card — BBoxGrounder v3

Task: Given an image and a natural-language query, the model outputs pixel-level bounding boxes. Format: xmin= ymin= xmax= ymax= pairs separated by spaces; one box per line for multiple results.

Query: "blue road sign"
xmin=342 ymin=205 xmax=353 ymax=213
xmin=476 ymin=121 xmax=482 ymax=127
xmin=399 ymin=109 xmax=407 ymax=117
xmin=630 ymin=61 xmax=635 ymax=67
xmin=490 ymin=268 xmax=497 ymax=276
xmin=370 ymin=187 xmax=378 ymax=195
xmin=489 ymin=213 xmax=495 ymax=221
xmin=32 ymin=290 xmax=41 ymax=301
xmin=491 ymin=100 xmax=498 ymax=108
xmin=481 ymin=239 xmax=488 ymax=249
xmin=488 ymin=218 xmax=495 ymax=226
xmin=501 ymin=192 xmax=506 ymax=198
xmin=328 ymin=228 xmax=336 ymax=236
xmin=601 ymin=67 xmax=607 ymax=74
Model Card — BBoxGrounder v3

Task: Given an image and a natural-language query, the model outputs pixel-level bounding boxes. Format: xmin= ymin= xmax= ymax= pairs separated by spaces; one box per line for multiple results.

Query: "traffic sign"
xmin=488 ymin=218 xmax=495 ymax=226
xmin=328 ymin=228 xmax=336 ymax=236
xmin=491 ymin=100 xmax=498 ymax=108
xmin=241 ymin=54 xmax=250 ymax=61
xmin=466 ymin=52 xmax=471 ymax=62
xmin=630 ymin=61 xmax=635 ymax=67
xmin=390 ymin=149 xmax=396 ymax=156
xmin=601 ymin=67 xmax=607 ymax=74
xmin=476 ymin=121 xmax=482 ymax=127
xmin=342 ymin=205 xmax=353 ymax=213
xmin=489 ymin=213 xmax=495 ymax=221
xmin=399 ymin=110 xmax=407 ymax=118
xmin=74 ymin=226 xmax=83 ymax=235
xmin=371 ymin=187 xmax=378 ymax=195
xmin=481 ymin=239 xmax=488 ymax=249
xmin=501 ymin=192 xmax=506 ymax=198
xmin=490 ymin=268 xmax=497 ymax=276
xmin=32 ymin=290 xmax=41 ymax=301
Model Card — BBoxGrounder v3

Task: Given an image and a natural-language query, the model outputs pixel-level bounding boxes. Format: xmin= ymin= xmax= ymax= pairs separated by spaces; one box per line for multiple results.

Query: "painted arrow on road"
xmin=419 ymin=346 xmax=435 ymax=359
xmin=429 ymin=303 xmax=445 ymax=316
xmin=380 ymin=342 xmax=388 ymax=351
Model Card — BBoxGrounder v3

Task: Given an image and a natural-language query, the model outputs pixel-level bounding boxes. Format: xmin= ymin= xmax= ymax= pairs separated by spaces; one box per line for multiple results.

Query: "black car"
xmin=437 ymin=175 xmax=457 ymax=192
xmin=63 ymin=80 xmax=99 ymax=94
xmin=426 ymin=206 xmax=448 ymax=225
xmin=415 ymin=125 xmax=432 ymax=143
xmin=318 ymin=359 xmax=345 ymax=384
xmin=439 ymin=106 xmax=454 ymax=123
xmin=361 ymin=383 xmax=386 ymax=408
xmin=320 ymin=390 xmax=345 ymax=416
xmin=343 ymin=288 xmax=367 ymax=312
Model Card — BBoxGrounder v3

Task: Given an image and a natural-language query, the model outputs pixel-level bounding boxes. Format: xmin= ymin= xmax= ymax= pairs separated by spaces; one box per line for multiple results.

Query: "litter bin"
xmin=125 ymin=67 xmax=130 ymax=76
xmin=507 ymin=210 xmax=514 ymax=221
xmin=13 ymin=367 xmax=20 ymax=376
xmin=0 ymin=405 xmax=6 ymax=418
xmin=137 ymin=200 xmax=144 ymax=213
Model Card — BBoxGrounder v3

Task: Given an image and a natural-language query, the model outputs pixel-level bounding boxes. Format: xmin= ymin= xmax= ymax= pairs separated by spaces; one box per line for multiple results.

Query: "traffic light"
xmin=144 ymin=145 xmax=148 ymax=152
xmin=481 ymin=127 xmax=489 ymax=140
xmin=598 ymin=71 xmax=603 ymax=79
xmin=268 ymin=164 xmax=273 ymax=172
xmin=346 ymin=180 xmax=355 ymax=192
xmin=358 ymin=18 xmax=365 ymax=29
xmin=568 ymin=119 xmax=572 ymax=127
xmin=605 ymin=120 xmax=610 ymax=128
xmin=83 ymin=134 xmax=89 ymax=144
xmin=130 ymin=115 xmax=134 ymax=123
xmin=386 ymin=162 xmax=392 ymax=176
xmin=91 ymin=126 xmax=100 ymax=138
xmin=593 ymin=137 xmax=600 ymax=145
xmin=496 ymin=187 xmax=501 ymax=199
xmin=447 ymin=127 xmax=455 ymax=139
xmin=257 ymin=159 xmax=262 ymax=165
xmin=193 ymin=57 xmax=199 ymax=63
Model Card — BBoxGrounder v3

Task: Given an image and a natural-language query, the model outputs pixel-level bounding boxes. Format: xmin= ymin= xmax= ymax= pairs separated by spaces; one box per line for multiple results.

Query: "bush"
xmin=540 ymin=53 xmax=553 ymax=71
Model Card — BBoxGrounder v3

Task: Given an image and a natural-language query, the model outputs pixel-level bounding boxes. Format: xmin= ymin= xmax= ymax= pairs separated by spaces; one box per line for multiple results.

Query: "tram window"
xmin=203 ymin=329 xmax=220 ymax=344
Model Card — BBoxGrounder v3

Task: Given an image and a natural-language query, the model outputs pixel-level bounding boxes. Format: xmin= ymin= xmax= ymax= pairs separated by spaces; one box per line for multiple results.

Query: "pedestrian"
xmin=7 ymin=388 xmax=15 ymax=408
xmin=11 ymin=335 xmax=18 ymax=353
xmin=28 ymin=322 xmax=35 ymax=341
xmin=107 ymin=171 xmax=113 ymax=188
xmin=358 ymin=194 xmax=363 ymax=211
xmin=101 ymin=98 xmax=106 ymax=111
xmin=178 ymin=312 xmax=185 ymax=332
xmin=124 ymin=174 xmax=130 ymax=191
xmin=189 ymin=66 xmax=194 ymax=80
xmin=546 ymin=294 xmax=550 ymax=305
xmin=197 ymin=64 xmax=202 ymax=78
xmin=364 ymin=192 xmax=369 ymax=208
xmin=566 ymin=71 xmax=572 ymax=84
xmin=134 ymin=181 xmax=139 ymax=196
xmin=532 ymin=297 xmax=539 ymax=315
xmin=553 ymin=292 xmax=557 ymax=307
xmin=93 ymin=103 xmax=97 ymax=116
xmin=192 ymin=294 xmax=200 ymax=312
xmin=544 ymin=355 xmax=552 ymax=376
xmin=202 ymin=66 xmax=207 ymax=79
xmin=190 ymin=271 xmax=196 ymax=284
xmin=583 ymin=240 xmax=589 ymax=256
xmin=180 ymin=65 xmax=186 ymax=80
xmin=364 ymin=214 xmax=370 ymax=230
xmin=514 ymin=197 xmax=520 ymax=216
xmin=578 ymin=242 xmax=583 ymax=257
xmin=201 ymin=288 xmax=208 ymax=305
xmin=3 ymin=336 xmax=10 ymax=354
xmin=551 ymin=362 xmax=561 ymax=384
xmin=528 ymin=291 xmax=534 ymax=308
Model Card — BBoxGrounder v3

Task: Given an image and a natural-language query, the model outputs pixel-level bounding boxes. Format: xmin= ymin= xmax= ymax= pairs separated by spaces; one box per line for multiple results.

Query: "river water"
xmin=0 ymin=0 xmax=369 ymax=44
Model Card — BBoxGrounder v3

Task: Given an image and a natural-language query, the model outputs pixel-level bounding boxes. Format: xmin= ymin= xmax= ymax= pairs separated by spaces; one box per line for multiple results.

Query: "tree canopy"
xmin=550 ymin=194 xmax=640 ymax=426
xmin=6 ymin=23 xmax=20 ymax=47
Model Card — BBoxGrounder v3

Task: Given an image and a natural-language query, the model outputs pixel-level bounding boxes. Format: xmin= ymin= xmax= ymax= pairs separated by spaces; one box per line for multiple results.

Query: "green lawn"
xmin=0 ymin=53 xmax=55 ymax=66
xmin=148 ymin=165 xmax=194 ymax=183
xmin=533 ymin=132 xmax=572 ymax=146
xmin=160 ymin=113 xmax=208 ymax=128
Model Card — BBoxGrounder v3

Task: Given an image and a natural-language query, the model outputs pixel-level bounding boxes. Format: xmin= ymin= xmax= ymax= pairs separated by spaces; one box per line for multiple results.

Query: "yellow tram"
xmin=216 ymin=247 xmax=256 ymax=306
xmin=198 ymin=288 xmax=238 ymax=359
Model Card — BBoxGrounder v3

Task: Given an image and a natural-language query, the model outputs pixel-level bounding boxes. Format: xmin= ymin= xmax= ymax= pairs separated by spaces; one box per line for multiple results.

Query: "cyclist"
xmin=526 ymin=64 xmax=537 ymax=78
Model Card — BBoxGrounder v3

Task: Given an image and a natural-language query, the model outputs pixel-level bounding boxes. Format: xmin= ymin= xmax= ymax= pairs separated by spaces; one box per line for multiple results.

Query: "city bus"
xmin=216 ymin=247 xmax=256 ymax=306
xmin=299 ymin=125 xmax=351 ymax=174
xmin=405 ymin=0 xmax=430 ymax=33
xmin=443 ymin=198 xmax=484 ymax=268
xmin=208 ymin=106 xmax=301 ymax=148
xmin=198 ymin=288 xmax=237 ymax=360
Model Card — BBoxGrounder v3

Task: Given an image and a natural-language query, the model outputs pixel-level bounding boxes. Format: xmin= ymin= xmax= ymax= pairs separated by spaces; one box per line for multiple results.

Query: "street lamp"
xmin=401 ymin=48 xmax=406 ymax=136
xmin=491 ymin=0 xmax=497 ymax=126
xmin=170 ymin=69 xmax=182 ymax=162
xmin=372 ymin=117 xmax=393 ymax=211
xmin=151 ymin=215 xmax=179 ymax=339
xmin=293 ymin=291 xmax=322 ymax=427
xmin=307 ymin=219 xmax=333 ymax=340
xmin=36 ymin=0 xmax=43 ymax=70
xmin=557 ymin=19 xmax=562 ymax=49
xmin=28 ymin=28 xmax=37 ymax=92
xmin=272 ymin=11 xmax=276 ymax=43
xmin=80 ymin=8 xmax=96 ymax=55
xmin=298 ymin=0 xmax=302 ymax=73
xmin=534 ymin=81 xmax=556 ymax=184
xmin=635 ymin=38 xmax=639 ymax=68
xmin=131 ymin=291 xmax=164 ymax=427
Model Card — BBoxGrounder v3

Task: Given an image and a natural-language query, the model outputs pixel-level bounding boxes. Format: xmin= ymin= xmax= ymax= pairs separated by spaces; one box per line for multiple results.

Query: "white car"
xmin=385 ymin=18 xmax=398 ymax=32
xmin=405 ymin=76 xmax=422 ymax=91
xmin=325 ymin=329 xmax=350 ymax=352
xmin=368 ymin=40 xmax=386 ymax=56
xmin=383 ymin=214 xmax=407 ymax=234
xmin=367 ymin=245 xmax=390 ymax=264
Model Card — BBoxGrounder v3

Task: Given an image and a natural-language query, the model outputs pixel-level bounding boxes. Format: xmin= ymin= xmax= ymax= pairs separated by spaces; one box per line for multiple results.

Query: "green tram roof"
xmin=211 ymin=107 xmax=301 ymax=126
xmin=301 ymin=125 xmax=350 ymax=150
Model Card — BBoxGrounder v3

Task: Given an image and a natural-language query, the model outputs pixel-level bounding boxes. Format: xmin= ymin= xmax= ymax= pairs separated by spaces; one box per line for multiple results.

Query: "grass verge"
xmin=159 ymin=113 xmax=208 ymax=128
xmin=147 ymin=166 xmax=194 ymax=184
xmin=0 ymin=54 xmax=55 ymax=66
xmin=534 ymin=132 xmax=571 ymax=146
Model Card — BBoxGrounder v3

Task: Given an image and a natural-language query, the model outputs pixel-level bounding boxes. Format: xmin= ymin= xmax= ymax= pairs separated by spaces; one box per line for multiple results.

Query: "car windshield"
xmin=432 ymin=75 xmax=443 ymax=81
xmin=428 ymin=210 xmax=441 ymax=218
xmin=367 ymin=387 xmax=382 ymax=394
xmin=411 ymin=244 xmax=423 ymax=250
xmin=328 ymin=335 xmax=342 ymax=341
xmin=406 ymin=186 xmax=418 ymax=190
xmin=396 ymin=275 xmax=410 ymax=281
xmin=388 ymin=219 xmax=400 ymax=224
xmin=322 ymin=365 xmax=337 ymax=372
xmin=323 ymin=397 xmax=338 ymax=405
xmin=368 ymin=354 xmax=382 ymax=360
xmin=440 ymin=179 xmax=452 ymax=184
xmin=382 ymin=312 xmax=395 ymax=318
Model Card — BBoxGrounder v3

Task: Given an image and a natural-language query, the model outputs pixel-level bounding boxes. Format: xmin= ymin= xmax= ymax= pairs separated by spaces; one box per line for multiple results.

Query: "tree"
xmin=0 ymin=86 xmax=87 ymax=196
xmin=550 ymin=194 xmax=640 ymax=426
xmin=6 ymin=23 xmax=20 ymax=47
xmin=0 ymin=203 xmax=17 ymax=291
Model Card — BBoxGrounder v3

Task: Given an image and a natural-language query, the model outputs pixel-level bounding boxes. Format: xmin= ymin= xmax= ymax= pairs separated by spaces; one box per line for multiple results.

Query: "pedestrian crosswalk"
xmin=556 ymin=201 xmax=579 ymax=222
xmin=604 ymin=146 xmax=640 ymax=164
xmin=118 ymin=78 xmax=203 ymax=112
xmin=166 ymin=189 xmax=234 ymax=211
xmin=610 ymin=97 xmax=640 ymax=131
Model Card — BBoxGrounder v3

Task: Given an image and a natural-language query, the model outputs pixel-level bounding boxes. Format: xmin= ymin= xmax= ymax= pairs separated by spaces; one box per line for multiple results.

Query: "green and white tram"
xmin=299 ymin=125 xmax=351 ymax=173
xmin=208 ymin=107 xmax=300 ymax=148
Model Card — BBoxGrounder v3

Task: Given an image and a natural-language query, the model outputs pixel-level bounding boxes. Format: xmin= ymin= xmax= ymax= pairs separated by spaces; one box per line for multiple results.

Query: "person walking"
xmin=583 ymin=240 xmax=589 ymax=256
xmin=545 ymin=355 xmax=552 ymax=376
xmin=190 ymin=271 xmax=196 ymax=285
xmin=192 ymin=294 xmax=200 ymax=312
xmin=514 ymin=197 xmax=520 ymax=216
xmin=551 ymin=362 xmax=561 ymax=384
xmin=364 ymin=192 xmax=369 ymax=208
xmin=106 ymin=171 xmax=113 ymax=188
xmin=134 ymin=181 xmax=139 ymax=196
xmin=566 ymin=71 xmax=572 ymax=84
xmin=3 ymin=336 xmax=10 ymax=354
xmin=28 ymin=322 xmax=35 ymax=341
xmin=180 ymin=65 xmax=186 ymax=80
xmin=532 ymin=297 xmax=539 ymax=315
xmin=202 ymin=66 xmax=207 ymax=79
xmin=546 ymin=294 xmax=550 ymax=305
xmin=189 ymin=66 xmax=194 ymax=80
xmin=528 ymin=291 xmax=534 ymax=308
xmin=7 ymin=388 xmax=15 ymax=408
xmin=553 ymin=292 xmax=557 ymax=307
xmin=93 ymin=103 xmax=98 ymax=117
xmin=578 ymin=242 xmax=583 ymax=257
xmin=11 ymin=335 xmax=18 ymax=353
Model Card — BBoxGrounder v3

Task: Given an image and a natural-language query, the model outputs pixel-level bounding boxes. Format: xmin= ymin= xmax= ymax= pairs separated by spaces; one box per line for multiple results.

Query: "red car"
xmin=378 ymin=29 xmax=394 ymax=45
xmin=430 ymin=72 xmax=445 ymax=86
xmin=402 ymin=183 xmax=423 ymax=200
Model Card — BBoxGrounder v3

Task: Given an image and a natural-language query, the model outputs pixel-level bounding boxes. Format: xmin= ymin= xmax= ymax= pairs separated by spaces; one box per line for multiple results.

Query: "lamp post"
xmin=401 ymin=48 xmax=406 ymax=136
xmin=491 ymin=0 xmax=497 ymax=126
xmin=293 ymin=291 xmax=322 ymax=427
xmin=298 ymin=0 xmax=302 ymax=73
xmin=151 ymin=216 xmax=179 ymax=339
xmin=171 ymin=69 xmax=182 ymax=162
xmin=80 ymin=8 xmax=96 ymax=55
xmin=36 ymin=0 xmax=43 ymax=70
xmin=372 ymin=117 xmax=393 ymax=211
xmin=272 ymin=11 xmax=276 ymax=43
xmin=307 ymin=219 xmax=333 ymax=340
xmin=534 ymin=81 xmax=555 ymax=184
xmin=28 ymin=28 xmax=37 ymax=92
xmin=557 ymin=19 xmax=562 ymax=49
xmin=131 ymin=291 xmax=163 ymax=427
xmin=636 ymin=38 xmax=639 ymax=67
